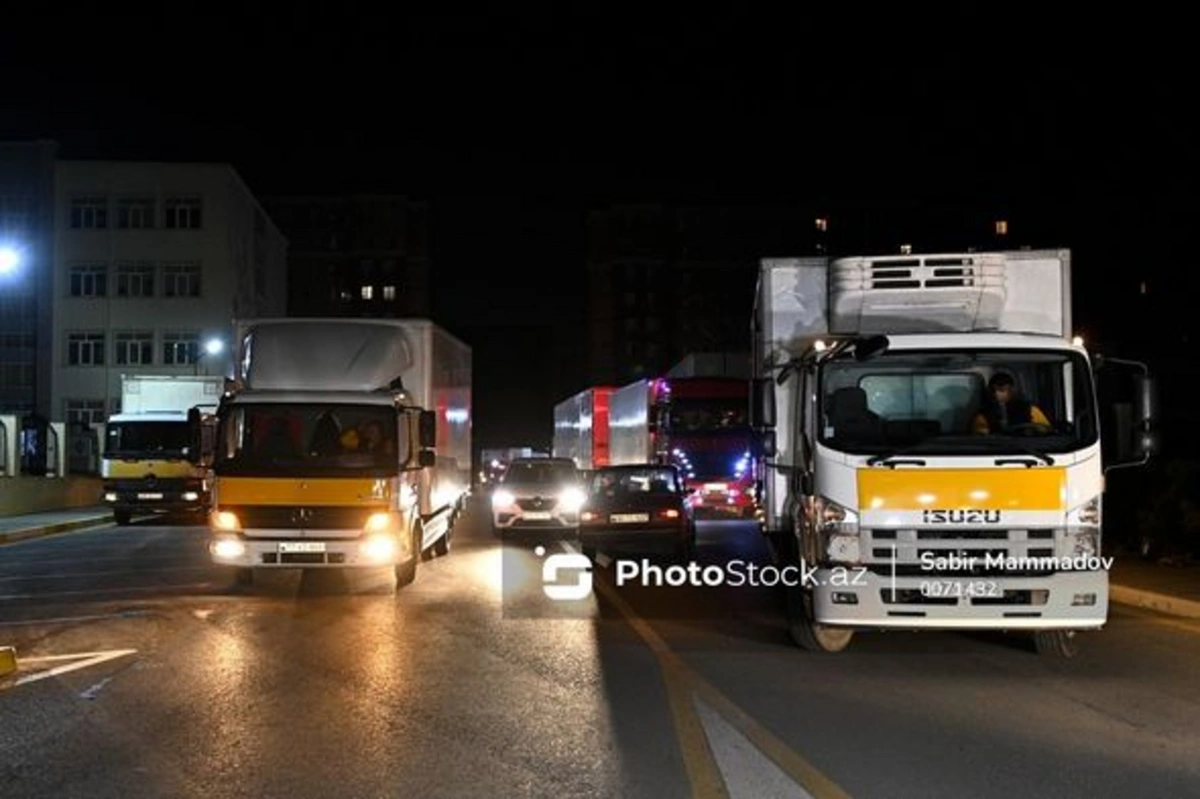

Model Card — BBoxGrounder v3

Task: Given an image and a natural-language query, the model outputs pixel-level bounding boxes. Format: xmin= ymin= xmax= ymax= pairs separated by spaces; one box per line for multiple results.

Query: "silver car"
xmin=490 ymin=457 xmax=584 ymax=536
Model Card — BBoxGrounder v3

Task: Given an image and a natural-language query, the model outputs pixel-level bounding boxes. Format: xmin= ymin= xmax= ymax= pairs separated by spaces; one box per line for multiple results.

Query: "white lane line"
xmin=695 ymin=696 xmax=814 ymax=799
xmin=0 ymin=565 xmax=219 ymax=583
xmin=0 ymin=582 xmax=217 ymax=601
xmin=13 ymin=649 xmax=138 ymax=687
xmin=0 ymin=610 xmax=153 ymax=627
xmin=80 ymin=676 xmax=115 ymax=700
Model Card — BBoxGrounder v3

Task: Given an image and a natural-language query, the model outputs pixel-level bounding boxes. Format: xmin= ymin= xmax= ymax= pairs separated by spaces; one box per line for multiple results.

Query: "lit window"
xmin=383 ymin=285 xmax=396 ymax=301
xmin=361 ymin=285 xmax=374 ymax=300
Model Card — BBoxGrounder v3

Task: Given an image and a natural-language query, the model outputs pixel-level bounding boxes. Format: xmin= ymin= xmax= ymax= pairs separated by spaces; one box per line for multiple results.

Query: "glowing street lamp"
xmin=204 ymin=338 xmax=224 ymax=356
xmin=0 ymin=246 xmax=20 ymax=276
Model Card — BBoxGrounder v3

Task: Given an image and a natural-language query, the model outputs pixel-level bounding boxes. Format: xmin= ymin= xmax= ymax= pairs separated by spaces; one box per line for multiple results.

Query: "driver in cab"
xmin=973 ymin=371 xmax=1051 ymax=434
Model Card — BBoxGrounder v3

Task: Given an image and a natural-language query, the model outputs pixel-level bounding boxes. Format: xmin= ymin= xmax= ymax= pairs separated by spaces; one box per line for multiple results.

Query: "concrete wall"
xmin=0 ymin=477 xmax=102 ymax=516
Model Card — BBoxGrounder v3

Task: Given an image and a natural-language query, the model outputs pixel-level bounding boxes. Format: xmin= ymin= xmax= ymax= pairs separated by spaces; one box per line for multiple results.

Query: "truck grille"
xmin=226 ymin=505 xmax=378 ymax=530
xmin=863 ymin=527 xmax=1062 ymax=577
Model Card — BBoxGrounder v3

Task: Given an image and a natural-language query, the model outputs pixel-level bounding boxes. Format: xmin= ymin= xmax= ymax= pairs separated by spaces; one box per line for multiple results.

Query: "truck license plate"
xmin=279 ymin=542 xmax=326 ymax=554
xmin=611 ymin=513 xmax=649 ymax=523
xmin=137 ymin=492 xmax=164 ymax=500
xmin=522 ymin=511 xmax=552 ymax=520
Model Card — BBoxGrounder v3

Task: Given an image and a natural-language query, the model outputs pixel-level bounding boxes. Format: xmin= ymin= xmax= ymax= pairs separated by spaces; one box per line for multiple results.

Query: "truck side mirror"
xmin=1098 ymin=358 xmax=1157 ymax=470
xmin=752 ymin=378 xmax=776 ymax=428
xmin=419 ymin=410 xmax=437 ymax=448
xmin=186 ymin=407 xmax=203 ymax=465
xmin=759 ymin=430 xmax=777 ymax=459
xmin=418 ymin=449 xmax=436 ymax=468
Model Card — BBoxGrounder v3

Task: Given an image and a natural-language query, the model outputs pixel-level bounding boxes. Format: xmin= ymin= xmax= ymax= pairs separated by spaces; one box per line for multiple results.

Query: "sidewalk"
xmin=1109 ymin=555 xmax=1200 ymax=619
xmin=0 ymin=506 xmax=114 ymax=546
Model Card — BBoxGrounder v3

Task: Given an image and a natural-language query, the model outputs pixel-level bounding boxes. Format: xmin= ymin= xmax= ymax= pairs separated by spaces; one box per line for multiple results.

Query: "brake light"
xmin=659 ymin=509 xmax=680 ymax=520
xmin=581 ymin=511 xmax=601 ymax=523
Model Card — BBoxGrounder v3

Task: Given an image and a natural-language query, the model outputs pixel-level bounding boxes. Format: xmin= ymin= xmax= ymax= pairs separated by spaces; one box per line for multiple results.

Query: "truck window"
xmin=215 ymin=404 xmax=401 ymax=477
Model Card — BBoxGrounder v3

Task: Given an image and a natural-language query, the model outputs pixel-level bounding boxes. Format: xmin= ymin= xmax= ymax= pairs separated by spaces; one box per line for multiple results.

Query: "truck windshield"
xmin=667 ymin=399 xmax=749 ymax=433
xmin=818 ymin=349 xmax=1098 ymax=456
xmin=214 ymin=404 xmax=403 ymax=477
xmin=105 ymin=422 xmax=190 ymax=459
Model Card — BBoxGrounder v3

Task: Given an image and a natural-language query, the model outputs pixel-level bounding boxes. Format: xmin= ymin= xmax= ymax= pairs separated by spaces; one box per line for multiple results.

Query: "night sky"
xmin=4 ymin=13 xmax=1196 ymax=452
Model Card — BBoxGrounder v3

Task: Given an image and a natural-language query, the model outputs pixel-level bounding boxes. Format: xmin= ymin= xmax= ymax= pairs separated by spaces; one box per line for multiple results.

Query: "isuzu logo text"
xmin=922 ymin=509 xmax=1001 ymax=524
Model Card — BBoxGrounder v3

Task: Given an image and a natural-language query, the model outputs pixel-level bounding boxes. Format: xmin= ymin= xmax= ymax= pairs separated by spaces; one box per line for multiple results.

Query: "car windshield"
xmin=214 ymin=404 xmax=403 ymax=477
xmin=818 ymin=348 xmax=1098 ymax=456
xmin=502 ymin=460 xmax=577 ymax=484
xmin=590 ymin=467 xmax=680 ymax=494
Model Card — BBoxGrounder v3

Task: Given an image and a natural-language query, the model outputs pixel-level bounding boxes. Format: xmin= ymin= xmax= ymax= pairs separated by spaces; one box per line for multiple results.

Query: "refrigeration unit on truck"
xmin=751 ymin=249 xmax=1156 ymax=656
xmin=552 ymin=387 xmax=614 ymax=471
xmin=197 ymin=318 xmax=471 ymax=589
xmin=609 ymin=375 xmax=757 ymax=520
xmin=101 ymin=374 xmax=225 ymax=524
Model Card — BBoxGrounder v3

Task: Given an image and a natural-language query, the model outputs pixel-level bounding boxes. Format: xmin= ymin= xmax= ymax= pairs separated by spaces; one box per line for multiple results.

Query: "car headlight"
xmin=559 ymin=487 xmax=586 ymax=513
xmin=492 ymin=490 xmax=516 ymax=508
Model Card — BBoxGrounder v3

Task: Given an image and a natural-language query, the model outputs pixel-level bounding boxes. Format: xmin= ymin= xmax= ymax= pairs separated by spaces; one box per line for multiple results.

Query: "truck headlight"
xmin=1069 ymin=496 xmax=1101 ymax=527
xmin=183 ymin=491 xmax=200 ymax=502
xmin=212 ymin=538 xmax=246 ymax=560
xmin=360 ymin=534 xmax=397 ymax=562
xmin=211 ymin=510 xmax=241 ymax=532
xmin=816 ymin=496 xmax=859 ymax=533
xmin=559 ymin=487 xmax=586 ymax=513
xmin=364 ymin=512 xmax=398 ymax=534
xmin=1071 ymin=530 xmax=1099 ymax=558
xmin=826 ymin=534 xmax=861 ymax=563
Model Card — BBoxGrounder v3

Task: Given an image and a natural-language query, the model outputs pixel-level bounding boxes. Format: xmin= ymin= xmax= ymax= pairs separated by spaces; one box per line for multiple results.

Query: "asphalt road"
xmin=2 ymin=498 xmax=1199 ymax=798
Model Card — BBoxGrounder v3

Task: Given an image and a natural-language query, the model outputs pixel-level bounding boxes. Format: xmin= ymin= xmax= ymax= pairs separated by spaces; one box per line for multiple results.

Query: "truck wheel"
xmin=1033 ymin=630 xmax=1079 ymax=658
xmin=785 ymin=585 xmax=854 ymax=652
xmin=114 ymin=510 xmax=132 ymax=526
xmin=395 ymin=525 xmax=420 ymax=589
xmin=433 ymin=524 xmax=451 ymax=557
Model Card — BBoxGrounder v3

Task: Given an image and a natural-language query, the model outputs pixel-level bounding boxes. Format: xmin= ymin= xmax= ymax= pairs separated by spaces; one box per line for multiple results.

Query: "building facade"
xmin=263 ymin=195 xmax=430 ymax=318
xmin=0 ymin=140 xmax=59 ymax=417
xmin=51 ymin=161 xmax=287 ymax=424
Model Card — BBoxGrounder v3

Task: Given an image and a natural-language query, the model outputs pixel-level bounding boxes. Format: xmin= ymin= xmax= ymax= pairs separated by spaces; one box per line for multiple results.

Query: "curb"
xmin=1110 ymin=584 xmax=1200 ymax=620
xmin=0 ymin=646 xmax=16 ymax=681
xmin=0 ymin=515 xmax=114 ymax=547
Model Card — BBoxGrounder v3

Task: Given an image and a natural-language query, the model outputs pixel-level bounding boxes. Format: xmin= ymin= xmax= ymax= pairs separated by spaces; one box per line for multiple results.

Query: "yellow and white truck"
xmin=102 ymin=375 xmax=224 ymax=525
xmin=751 ymin=249 xmax=1156 ymax=655
xmin=197 ymin=318 xmax=471 ymax=589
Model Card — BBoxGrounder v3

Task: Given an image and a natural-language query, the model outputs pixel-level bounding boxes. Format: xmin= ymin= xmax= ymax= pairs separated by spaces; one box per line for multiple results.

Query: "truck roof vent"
xmin=831 ymin=253 xmax=1008 ymax=334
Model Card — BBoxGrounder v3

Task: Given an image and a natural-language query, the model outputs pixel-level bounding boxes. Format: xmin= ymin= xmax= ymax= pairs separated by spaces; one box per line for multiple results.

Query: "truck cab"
xmin=753 ymin=250 xmax=1156 ymax=656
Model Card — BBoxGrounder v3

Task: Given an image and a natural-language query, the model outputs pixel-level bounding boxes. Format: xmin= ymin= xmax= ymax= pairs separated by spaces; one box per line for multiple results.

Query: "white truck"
xmin=552 ymin=387 xmax=613 ymax=470
xmin=198 ymin=318 xmax=471 ymax=589
xmin=752 ymin=249 xmax=1156 ymax=656
xmin=101 ymin=375 xmax=225 ymax=524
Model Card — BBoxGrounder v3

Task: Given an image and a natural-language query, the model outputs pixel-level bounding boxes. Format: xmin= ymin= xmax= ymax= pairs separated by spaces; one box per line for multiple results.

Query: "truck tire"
xmin=1033 ymin=630 xmax=1079 ymax=658
xmin=780 ymin=532 xmax=854 ymax=652
xmin=433 ymin=524 xmax=451 ymax=557
xmin=395 ymin=524 xmax=420 ymax=589
xmin=114 ymin=509 xmax=132 ymax=526
xmin=786 ymin=584 xmax=855 ymax=652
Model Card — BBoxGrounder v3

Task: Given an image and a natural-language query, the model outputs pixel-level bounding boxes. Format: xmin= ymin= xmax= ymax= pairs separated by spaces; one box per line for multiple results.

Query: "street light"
xmin=0 ymin=246 xmax=20 ymax=276
xmin=194 ymin=337 xmax=225 ymax=375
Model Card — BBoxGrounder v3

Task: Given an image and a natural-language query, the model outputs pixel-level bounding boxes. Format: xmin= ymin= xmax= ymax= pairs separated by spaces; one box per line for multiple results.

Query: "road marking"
xmin=565 ymin=543 xmax=852 ymax=799
xmin=0 ymin=582 xmax=216 ymax=601
xmin=80 ymin=675 xmax=115 ymax=700
xmin=10 ymin=649 xmax=137 ymax=688
xmin=0 ymin=610 xmax=153 ymax=627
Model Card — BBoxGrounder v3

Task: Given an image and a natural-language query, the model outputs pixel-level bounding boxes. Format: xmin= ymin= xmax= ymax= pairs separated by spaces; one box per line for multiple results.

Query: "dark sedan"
xmin=578 ymin=464 xmax=696 ymax=562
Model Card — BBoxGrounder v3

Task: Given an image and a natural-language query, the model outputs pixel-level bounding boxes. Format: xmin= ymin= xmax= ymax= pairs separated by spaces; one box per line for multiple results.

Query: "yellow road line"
xmin=592 ymin=573 xmax=852 ymax=799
